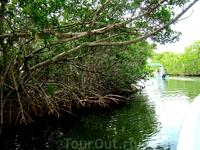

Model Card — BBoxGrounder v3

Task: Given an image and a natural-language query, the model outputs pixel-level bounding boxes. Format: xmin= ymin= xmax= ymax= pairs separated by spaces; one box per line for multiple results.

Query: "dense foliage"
xmin=151 ymin=40 xmax=200 ymax=75
xmin=0 ymin=0 xmax=199 ymax=127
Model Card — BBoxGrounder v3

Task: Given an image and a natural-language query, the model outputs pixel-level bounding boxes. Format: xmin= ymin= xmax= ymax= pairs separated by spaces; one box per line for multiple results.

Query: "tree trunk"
xmin=0 ymin=1 xmax=8 ymax=72
xmin=0 ymin=0 xmax=8 ymax=134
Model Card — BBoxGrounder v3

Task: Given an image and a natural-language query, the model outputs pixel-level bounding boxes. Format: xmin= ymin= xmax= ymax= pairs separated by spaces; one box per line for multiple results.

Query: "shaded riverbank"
xmin=0 ymin=81 xmax=139 ymax=134
xmin=1 ymin=76 xmax=200 ymax=149
xmin=0 ymin=100 xmax=128 ymax=149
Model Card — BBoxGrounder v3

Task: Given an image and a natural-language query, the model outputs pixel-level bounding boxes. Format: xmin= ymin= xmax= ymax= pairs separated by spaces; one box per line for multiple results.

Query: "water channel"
xmin=1 ymin=76 xmax=200 ymax=150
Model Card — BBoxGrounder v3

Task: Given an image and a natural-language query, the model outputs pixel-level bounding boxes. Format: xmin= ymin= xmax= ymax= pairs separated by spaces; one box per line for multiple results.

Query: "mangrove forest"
xmin=151 ymin=40 xmax=200 ymax=76
xmin=0 ymin=0 xmax=199 ymax=133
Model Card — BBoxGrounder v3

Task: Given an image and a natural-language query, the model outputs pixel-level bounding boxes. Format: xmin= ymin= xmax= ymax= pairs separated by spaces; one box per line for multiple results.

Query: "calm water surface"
xmin=1 ymin=76 xmax=200 ymax=150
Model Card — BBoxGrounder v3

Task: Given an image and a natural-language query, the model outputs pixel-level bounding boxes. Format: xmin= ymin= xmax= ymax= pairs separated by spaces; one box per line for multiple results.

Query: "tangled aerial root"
xmin=1 ymin=81 xmax=126 ymax=127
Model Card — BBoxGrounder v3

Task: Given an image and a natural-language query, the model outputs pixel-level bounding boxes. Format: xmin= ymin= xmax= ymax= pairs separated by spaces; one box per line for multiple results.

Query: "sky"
xmin=155 ymin=1 xmax=200 ymax=53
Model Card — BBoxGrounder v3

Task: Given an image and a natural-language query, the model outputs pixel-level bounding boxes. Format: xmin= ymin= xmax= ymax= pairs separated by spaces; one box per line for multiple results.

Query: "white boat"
xmin=177 ymin=94 xmax=200 ymax=150
xmin=148 ymin=62 xmax=169 ymax=79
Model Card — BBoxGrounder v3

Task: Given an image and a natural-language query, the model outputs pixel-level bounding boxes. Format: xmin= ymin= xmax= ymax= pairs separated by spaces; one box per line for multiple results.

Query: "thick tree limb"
xmin=29 ymin=0 xmax=198 ymax=70
xmin=0 ymin=32 xmax=31 ymax=38
xmin=25 ymin=0 xmax=166 ymax=60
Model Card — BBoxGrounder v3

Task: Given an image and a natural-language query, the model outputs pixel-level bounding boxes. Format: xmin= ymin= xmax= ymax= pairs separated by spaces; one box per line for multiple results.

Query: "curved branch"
xmin=29 ymin=0 xmax=198 ymax=70
xmin=25 ymin=0 xmax=167 ymax=60
xmin=30 ymin=43 xmax=87 ymax=70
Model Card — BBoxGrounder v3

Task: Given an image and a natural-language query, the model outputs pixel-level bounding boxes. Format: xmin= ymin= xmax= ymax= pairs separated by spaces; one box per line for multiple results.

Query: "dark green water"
xmin=1 ymin=76 xmax=200 ymax=150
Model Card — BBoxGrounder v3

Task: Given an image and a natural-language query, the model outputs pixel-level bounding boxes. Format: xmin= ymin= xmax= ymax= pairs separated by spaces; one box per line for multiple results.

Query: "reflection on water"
xmin=55 ymin=96 xmax=159 ymax=150
xmin=1 ymin=76 xmax=200 ymax=150
xmin=144 ymin=76 xmax=200 ymax=149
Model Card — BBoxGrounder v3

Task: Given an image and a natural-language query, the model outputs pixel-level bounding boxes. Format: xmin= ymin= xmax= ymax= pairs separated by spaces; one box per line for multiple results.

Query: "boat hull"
xmin=177 ymin=94 xmax=200 ymax=150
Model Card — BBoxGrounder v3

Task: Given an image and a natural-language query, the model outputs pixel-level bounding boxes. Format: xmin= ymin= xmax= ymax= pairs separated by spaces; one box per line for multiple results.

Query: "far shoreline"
xmin=168 ymin=74 xmax=200 ymax=77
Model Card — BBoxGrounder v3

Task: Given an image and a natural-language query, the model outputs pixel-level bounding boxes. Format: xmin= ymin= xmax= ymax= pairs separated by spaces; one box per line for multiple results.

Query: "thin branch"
xmin=42 ymin=30 xmax=80 ymax=38
xmin=0 ymin=85 xmax=3 ymax=125
xmin=117 ymin=0 xmax=166 ymax=27
xmin=25 ymin=32 xmax=89 ymax=60
xmin=71 ymin=62 xmax=103 ymax=74
xmin=177 ymin=9 xmax=194 ymax=22
xmin=4 ymin=18 xmax=14 ymax=32
xmin=11 ymin=65 xmax=27 ymax=124
xmin=30 ymin=43 xmax=87 ymax=70
xmin=88 ymin=0 xmax=111 ymax=33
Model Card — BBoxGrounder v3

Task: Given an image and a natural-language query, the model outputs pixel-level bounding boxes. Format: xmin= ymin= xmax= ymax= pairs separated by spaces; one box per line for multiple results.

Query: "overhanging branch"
xmin=0 ymin=32 xmax=31 ymax=38
xmin=29 ymin=0 xmax=198 ymax=70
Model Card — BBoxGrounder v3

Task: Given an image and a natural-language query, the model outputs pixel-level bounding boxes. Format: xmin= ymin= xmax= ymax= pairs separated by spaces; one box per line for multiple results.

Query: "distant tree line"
xmin=151 ymin=40 xmax=200 ymax=75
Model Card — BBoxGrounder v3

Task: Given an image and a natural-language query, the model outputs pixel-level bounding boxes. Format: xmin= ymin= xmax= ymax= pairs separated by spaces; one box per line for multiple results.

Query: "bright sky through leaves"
xmin=156 ymin=1 xmax=200 ymax=53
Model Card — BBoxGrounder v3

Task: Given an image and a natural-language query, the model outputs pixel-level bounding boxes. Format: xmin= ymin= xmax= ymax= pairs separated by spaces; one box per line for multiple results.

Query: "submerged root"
xmin=13 ymin=109 xmax=34 ymax=125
